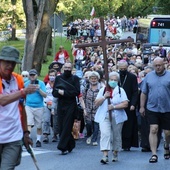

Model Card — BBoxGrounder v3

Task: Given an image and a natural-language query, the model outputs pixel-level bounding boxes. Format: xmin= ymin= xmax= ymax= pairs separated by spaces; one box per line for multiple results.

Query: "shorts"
xmin=0 ymin=140 xmax=22 ymax=169
xmin=147 ymin=110 xmax=170 ymax=130
xmin=25 ymin=106 xmax=44 ymax=128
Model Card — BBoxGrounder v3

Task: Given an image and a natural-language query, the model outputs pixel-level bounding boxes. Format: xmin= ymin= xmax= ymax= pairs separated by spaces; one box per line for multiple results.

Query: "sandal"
xmin=164 ymin=144 xmax=170 ymax=159
xmin=149 ymin=155 xmax=158 ymax=163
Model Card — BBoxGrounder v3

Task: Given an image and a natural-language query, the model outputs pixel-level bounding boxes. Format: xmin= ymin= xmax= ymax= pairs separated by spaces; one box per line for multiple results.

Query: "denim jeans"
xmin=75 ymin=59 xmax=83 ymax=70
xmin=0 ymin=140 xmax=22 ymax=170
xmin=86 ymin=120 xmax=99 ymax=142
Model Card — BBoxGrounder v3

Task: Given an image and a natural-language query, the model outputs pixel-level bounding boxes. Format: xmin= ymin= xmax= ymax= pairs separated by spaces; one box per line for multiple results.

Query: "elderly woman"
xmin=95 ymin=71 xmax=128 ymax=164
xmin=83 ymin=71 xmax=102 ymax=146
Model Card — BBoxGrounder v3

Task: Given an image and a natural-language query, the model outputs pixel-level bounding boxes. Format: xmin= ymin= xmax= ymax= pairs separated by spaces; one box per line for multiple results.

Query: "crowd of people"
xmin=66 ymin=16 xmax=139 ymax=42
xmin=1 ymin=16 xmax=170 ymax=168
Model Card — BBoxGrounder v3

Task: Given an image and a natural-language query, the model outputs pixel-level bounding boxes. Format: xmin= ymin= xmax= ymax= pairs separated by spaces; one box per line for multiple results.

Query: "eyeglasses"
xmin=29 ymin=74 xmax=36 ymax=76
xmin=22 ymin=75 xmax=28 ymax=77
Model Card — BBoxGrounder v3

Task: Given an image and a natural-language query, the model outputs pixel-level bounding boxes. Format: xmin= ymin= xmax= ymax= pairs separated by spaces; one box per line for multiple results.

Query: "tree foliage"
xmin=0 ymin=0 xmax=169 ymax=74
xmin=0 ymin=0 xmax=25 ymax=31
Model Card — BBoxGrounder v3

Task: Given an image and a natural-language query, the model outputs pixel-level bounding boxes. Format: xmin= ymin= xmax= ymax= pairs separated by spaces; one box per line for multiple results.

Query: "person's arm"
xmin=20 ymin=104 xmax=33 ymax=148
xmin=38 ymin=88 xmax=47 ymax=98
xmin=95 ymin=90 xmax=110 ymax=108
xmin=130 ymin=75 xmax=139 ymax=111
xmin=139 ymin=92 xmax=147 ymax=116
xmin=0 ymin=84 xmax=39 ymax=106
xmin=108 ymin=100 xmax=128 ymax=111
xmin=37 ymin=81 xmax=47 ymax=98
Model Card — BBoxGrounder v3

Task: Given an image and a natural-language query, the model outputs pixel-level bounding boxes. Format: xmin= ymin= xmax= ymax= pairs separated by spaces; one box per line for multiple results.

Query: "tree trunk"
xmin=22 ymin=0 xmax=57 ymax=75
xmin=22 ymin=0 xmax=45 ymax=73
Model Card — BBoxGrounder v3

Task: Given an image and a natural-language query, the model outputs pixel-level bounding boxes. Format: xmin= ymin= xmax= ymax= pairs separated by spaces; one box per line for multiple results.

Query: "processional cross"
xmin=75 ymin=17 xmax=134 ymax=122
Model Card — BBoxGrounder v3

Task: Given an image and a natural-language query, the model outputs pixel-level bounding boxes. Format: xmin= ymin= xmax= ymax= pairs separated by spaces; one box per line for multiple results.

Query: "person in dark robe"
xmin=52 ymin=62 xmax=80 ymax=155
xmin=117 ymin=60 xmax=139 ymax=151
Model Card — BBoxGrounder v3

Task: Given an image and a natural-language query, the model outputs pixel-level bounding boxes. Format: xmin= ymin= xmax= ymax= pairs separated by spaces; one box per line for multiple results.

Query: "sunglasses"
xmin=29 ymin=74 xmax=36 ymax=76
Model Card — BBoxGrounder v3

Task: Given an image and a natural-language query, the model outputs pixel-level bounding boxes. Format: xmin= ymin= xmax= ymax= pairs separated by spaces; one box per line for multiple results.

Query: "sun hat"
xmin=0 ymin=46 xmax=21 ymax=63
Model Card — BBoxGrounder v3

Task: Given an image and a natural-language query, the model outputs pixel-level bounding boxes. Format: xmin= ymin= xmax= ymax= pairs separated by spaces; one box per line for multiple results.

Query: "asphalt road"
xmin=16 ymin=131 xmax=170 ymax=170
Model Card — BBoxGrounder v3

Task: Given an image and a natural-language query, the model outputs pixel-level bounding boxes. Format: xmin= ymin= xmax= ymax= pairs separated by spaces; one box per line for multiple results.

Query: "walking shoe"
xmin=92 ymin=142 xmax=98 ymax=146
xmin=112 ymin=152 xmax=118 ymax=162
xmin=43 ymin=136 xmax=49 ymax=143
xmin=52 ymin=136 xmax=58 ymax=142
xmin=100 ymin=155 xmax=109 ymax=164
xmin=79 ymin=133 xmax=85 ymax=139
xmin=86 ymin=137 xmax=91 ymax=145
xmin=36 ymin=140 xmax=41 ymax=147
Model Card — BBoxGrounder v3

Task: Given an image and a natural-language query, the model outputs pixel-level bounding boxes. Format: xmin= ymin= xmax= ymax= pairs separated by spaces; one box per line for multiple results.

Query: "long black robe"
xmin=52 ymin=74 xmax=80 ymax=152
xmin=120 ymin=71 xmax=139 ymax=149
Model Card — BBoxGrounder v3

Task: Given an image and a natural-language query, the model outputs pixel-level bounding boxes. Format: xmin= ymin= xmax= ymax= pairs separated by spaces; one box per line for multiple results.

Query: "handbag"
xmin=75 ymin=103 xmax=84 ymax=120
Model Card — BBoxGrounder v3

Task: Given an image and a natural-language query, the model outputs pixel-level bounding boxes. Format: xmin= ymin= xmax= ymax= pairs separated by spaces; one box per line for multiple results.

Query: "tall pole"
xmin=53 ymin=13 xmax=56 ymax=59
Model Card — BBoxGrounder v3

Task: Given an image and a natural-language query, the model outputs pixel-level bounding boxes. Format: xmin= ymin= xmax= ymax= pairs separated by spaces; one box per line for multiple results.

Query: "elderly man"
xmin=0 ymin=46 xmax=38 ymax=169
xmin=25 ymin=69 xmax=47 ymax=147
xmin=140 ymin=57 xmax=170 ymax=163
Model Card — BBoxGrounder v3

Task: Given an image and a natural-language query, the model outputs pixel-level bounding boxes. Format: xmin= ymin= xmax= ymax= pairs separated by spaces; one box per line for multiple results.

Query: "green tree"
xmin=22 ymin=0 xmax=58 ymax=74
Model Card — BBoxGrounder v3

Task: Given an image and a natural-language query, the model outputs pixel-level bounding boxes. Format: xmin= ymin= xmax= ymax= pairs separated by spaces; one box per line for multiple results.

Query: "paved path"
xmin=15 ymin=128 xmax=170 ymax=170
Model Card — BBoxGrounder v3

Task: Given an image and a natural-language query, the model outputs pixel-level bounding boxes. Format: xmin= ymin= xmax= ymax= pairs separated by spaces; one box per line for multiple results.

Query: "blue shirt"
xmin=24 ymin=80 xmax=46 ymax=108
xmin=141 ymin=70 xmax=170 ymax=113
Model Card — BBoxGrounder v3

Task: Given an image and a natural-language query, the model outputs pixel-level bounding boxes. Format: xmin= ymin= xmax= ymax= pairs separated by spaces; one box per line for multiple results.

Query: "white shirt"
xmin=0 ymin=76 xmax=23 ymax=143
xmin=58 ymin=53 xmax=65 ymax=64
xmin=75 ymin=49 xmax=84 ymax=60
xmin=95 ymin=86 xmax=128 ymax=124
xmin=44 ymin=83 xmax=53 ymax=103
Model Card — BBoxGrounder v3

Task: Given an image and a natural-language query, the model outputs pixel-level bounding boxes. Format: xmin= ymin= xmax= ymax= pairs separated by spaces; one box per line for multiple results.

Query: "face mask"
xmin=119 ymin=70 xmax=127 ymax=76
xmin=108 ymin=80 xmax=118 ymax=88
xmin=24 ymin=77 xmax=29 ymax=83
xmin=49 ymin=76 xmax=55 ymax=82
xmin=90 ymin=82 xmax=98 ymax=86
xmin=53 ymin=68 xmax=60 ymax=72
xmin=64 ymin=70 xmax=72 ymax=77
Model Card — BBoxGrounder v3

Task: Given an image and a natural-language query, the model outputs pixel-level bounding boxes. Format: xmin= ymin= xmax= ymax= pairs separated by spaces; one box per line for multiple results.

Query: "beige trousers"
xmin=100 ymin=115 xmax=123 ymax=151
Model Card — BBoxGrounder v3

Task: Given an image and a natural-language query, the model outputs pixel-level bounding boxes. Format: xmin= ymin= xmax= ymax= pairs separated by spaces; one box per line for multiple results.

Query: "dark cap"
xmin=29 ymin=69 xmax=37 ymax=75
xmin=0 ymin=46 xmax=21 ymax=63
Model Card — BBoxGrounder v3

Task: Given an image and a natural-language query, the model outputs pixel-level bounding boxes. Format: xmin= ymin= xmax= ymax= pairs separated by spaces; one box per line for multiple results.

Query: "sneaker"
xmin=61 ymin=150 xmax=69 ymax=155
xmin=112 ymin=152 xmax=118 ymax=162
xmin=86 ymin=137 xmax=91 ymax=145
xmin=36 ymin=140 xmax=41 ymax=147
xmin=100 ymin=155 xmax=109 ymax=164
xmin=52 ymin=136 xmax=58 ymax=142
xmin=79 ymin=133 xmax=84 ymax=139
xmin=43 ymin=136 xmax=49 ymax=143
xmin=92 ymin=142 xmax=98 ymax=146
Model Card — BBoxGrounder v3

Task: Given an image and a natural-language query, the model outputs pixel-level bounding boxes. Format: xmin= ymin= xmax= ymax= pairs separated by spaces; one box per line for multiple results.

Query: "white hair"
xmin=21 ymin=71 xmax=29 ymax=76
xmin=117 ymin=60 xmax=128 ymax=67
xmin=109 ymin=71 xmax=120 ymax=80
xmin=88 ymin=71 xmax=100 ymax=79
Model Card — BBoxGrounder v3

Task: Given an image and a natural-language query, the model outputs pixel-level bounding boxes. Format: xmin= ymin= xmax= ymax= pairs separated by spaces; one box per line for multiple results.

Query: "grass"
xmin=0 ymin=36 xmax=72 ymax=80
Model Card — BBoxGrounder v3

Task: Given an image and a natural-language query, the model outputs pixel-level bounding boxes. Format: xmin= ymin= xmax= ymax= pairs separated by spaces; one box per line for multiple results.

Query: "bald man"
xmin=140 ymin=57 xmax=170 ymax=163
